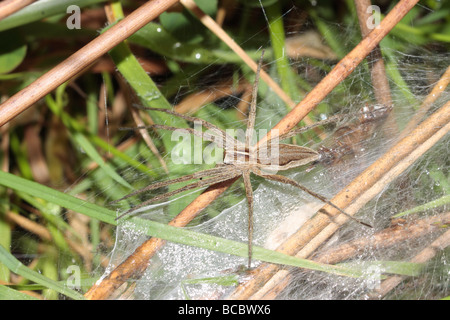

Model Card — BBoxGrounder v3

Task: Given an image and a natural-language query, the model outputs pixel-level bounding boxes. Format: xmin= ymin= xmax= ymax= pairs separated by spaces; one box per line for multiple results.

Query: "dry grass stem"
xmin=354 ymin=0 xmax=393 ymax=108
xmin=179 ymin=0 xmax=315 ymax=125
xmin=260 ymin=0 xmax=419 ymax=146
xmin=399 ymin=65 xmax=450 ymax=140
xmin=315 ymin=212 xmax=450 ymax=265
xmin=297 ymin=103 xmax=449 ymax=258
xmin=228 ymin=100 xmax=449 ymax=299
xmin=0 ymin=0 xmax=36 ymax=21
xmin=5 ymin=211 xmax=51 ymax=241
xmin=0 ymin=122 xmax=9 ymax=171
xmin=0 ymin=0 xmax=181 ymax=127
xmin=129 ymin=103 xmax=168 ymax=173
xmin=253 ymin=212 xmax=450 ymax=299
xmin=174 ymin=78 xmax=250 ymax=115
xmin=371 ymin=227 xmax=450 ymax=299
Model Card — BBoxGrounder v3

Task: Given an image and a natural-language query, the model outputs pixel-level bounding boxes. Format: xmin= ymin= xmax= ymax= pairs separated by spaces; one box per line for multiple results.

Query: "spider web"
xmin=97 ymin=5 xmax=449 ymax=300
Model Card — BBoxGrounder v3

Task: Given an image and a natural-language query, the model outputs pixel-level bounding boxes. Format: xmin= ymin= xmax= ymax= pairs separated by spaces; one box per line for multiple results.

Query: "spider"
xmin=113 ymin=52 xmax=371 ymax=268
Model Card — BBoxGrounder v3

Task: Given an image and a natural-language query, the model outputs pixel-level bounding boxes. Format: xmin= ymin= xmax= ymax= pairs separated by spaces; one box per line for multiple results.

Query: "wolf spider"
xmin=114 ymin=52 xmax=371 ymax=268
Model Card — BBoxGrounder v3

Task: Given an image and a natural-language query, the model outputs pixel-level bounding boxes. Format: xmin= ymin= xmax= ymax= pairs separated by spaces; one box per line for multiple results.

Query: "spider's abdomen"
xmin=223 ymin=143 xmax=319 ymax=172
xmin=256 ymin=143 xmax=320 ymax=171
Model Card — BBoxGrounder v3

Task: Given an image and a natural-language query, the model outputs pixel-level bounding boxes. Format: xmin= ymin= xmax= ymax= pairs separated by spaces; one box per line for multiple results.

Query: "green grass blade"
xmin=0 ymin=0 xmax=108 ymax=32
xmin=71 ymin=132 xmax=132 ymax=189
xmin=0 ymin=170 xmax=116 ymax=225
xmin=392 ymin=194 xmax=450 ymax=218
xmin=182 ymin=274 xmax=239 ymax=286
xmin=0 ymin=171 xmax=364 ymax=278
xmin=131 ymin=218 xmax=364 ymax=278
xmin=0 ymin=245 xmax=85 ymax=300
xmin=0 ymin=284 xmax=39 ymax=300
xmin=339 ymin=260 xmax=424 ymax=277
xmin=265 ymin=1 xmax=299 ymax=103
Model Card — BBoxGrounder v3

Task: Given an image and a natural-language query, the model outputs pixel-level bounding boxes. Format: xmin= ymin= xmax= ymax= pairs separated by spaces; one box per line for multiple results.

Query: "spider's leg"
xmin=110 ymin=166 xmax=230 ymax=205
xmin=272 ymin=114 xmax=344 ymax=143
xmin=115 ymin=170 xmax=241 ymax=220
xmin=274 ymin=104 xmax=391 ymax=144
xmin=246 ymin=50 xmax=264 ymax=148
xmin=254 ymin=173 xmax=372 ymax=228
xmin=133 ymin=105 xmax=243 ymax=149
xmin=242 ymin=170 xmax=254 ymax=268
xmin=120 ymin=124 xmax=223 ymax=146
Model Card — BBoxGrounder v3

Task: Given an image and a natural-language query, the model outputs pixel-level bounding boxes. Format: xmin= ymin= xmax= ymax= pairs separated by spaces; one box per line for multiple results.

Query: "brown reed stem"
xmin=228 ymin=99 xmax=449 ymax=299
xmin=254 ymin=212 xmax=450 ymax=299
xmin=0 ymin=0 xmax=180 ymax=127
xmin=371 ymin=227 xmax=450 ymax=299
xmin=0 ymin=0 xmax=36 ymax=21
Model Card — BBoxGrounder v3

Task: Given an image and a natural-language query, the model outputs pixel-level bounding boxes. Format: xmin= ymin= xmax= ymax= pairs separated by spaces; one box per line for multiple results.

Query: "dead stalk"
xmin=0 ymin=0 xmax=36 ymax=21
xmin=399 ymin=65 xmax=450 ymax=140
xmin=254 ymin=212 xmax=450 ymax=299
xmin=354 ymin=0 xmax=397 ymax=137
xmin=260 ymin=0 xmax=419 ymax=146
xmin=354 ymin=0 xmax=393 ymax=108
xmin=316 ymin=212 xmax=450 ymax=265
xmin=0 ymin=0 xmax=181 ymax=127
xmin=179 ymin=0 xmax=305 ymax=117
xmin=371 ymin=227 xmax=450 ymax=299
xmin=228 ymin=101 xmax=449 ymax=299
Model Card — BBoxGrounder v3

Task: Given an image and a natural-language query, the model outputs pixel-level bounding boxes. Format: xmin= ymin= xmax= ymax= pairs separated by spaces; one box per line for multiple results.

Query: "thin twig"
xmin=371 ymin=227 xmax=450 ymax=299
xmin=354 ymin=0 xmax=397 ymax=137
xmin=179 ymin=0 xmax=306 ymax=118
xmin=0 ymin=0 xmax=180 ymax=127
xmin=5 ymin=210 xmax=51 ymax=241
xmin=354 ymin=0 xmax=393 ymax=107
xmin=0 ymin=0 xmax=36 ymax=21
xmin=315 ymin=212 xmax=450 ymax=265
xmin=399 ymin=65 xmax=450 ymax=140
xmin=259 ymin=0 xmax=419 ymax=146
xmin=125 ymin=87 xmax=169 ymax=174
xmin=0 ymin=121 xmax=9 ymax=172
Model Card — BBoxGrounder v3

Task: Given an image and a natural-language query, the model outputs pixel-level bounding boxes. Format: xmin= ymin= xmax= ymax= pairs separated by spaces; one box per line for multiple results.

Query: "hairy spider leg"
xmin=132 ymin=105 xmax=244 ymax=149
xmin=242 ymin=50 xmax=265 ymax=267
xmin=243 ymin=170 xmax=254 ymax=268
xmin=120 ymin=124 xmax=225 ymax=147
xmin=115 ymin=169 xmax=240 ymax=220
xmin=111 ymin=166 xmax=230 ymax=205
xmin=254 ymin=173 xmax=372 ymax=228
